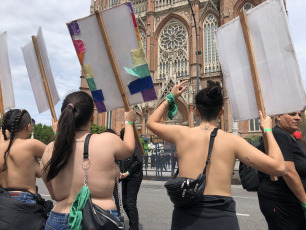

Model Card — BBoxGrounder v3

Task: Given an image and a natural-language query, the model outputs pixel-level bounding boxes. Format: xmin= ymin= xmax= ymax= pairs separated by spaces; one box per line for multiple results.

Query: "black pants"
xmin=258 ymin=195 xmax=306 ymax=230
xmin=171 ymin=195 xmax=239 ymax=230
xmin=122 ymin=179 xmax=142 ymax=230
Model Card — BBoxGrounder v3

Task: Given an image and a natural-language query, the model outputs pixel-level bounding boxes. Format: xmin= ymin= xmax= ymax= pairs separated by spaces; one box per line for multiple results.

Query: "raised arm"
xmin=236 ymin=111 xmax=285 ymax=176
xmin=147 ymin=80 xmax=188 ymax=143
xmin=114 ymin=110 xmax=137 ymax=160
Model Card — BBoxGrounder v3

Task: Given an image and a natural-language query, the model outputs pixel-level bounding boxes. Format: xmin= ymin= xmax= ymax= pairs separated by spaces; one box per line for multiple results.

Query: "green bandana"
xmin=68 ymin=186 xmax=90 ymax=229
xmin=165 ymin=93 xmax=178 ymax=120
xmin=301 ymin=202 xmax=306 ymax=219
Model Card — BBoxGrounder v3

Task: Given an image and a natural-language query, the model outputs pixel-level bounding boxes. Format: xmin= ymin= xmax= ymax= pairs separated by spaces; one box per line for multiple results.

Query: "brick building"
xmin=80 ymin=0 xmax=286 ymax=137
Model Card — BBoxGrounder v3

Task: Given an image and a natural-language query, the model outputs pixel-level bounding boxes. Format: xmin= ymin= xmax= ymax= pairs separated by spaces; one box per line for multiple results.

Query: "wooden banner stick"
xmin=95 ymin=10 xmax=145 ymax=156
xmin=0 ymin=80 xmax=5 ymax=118
xmin=32 ymin=36 xmax=57 ymax=122
xmin=239 ymin=10 xmax=277 ymax=181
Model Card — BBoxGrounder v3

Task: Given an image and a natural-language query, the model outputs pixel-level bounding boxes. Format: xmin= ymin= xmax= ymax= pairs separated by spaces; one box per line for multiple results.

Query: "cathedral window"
xmin=158 ymin=19 xmax=188 ymax=80
xmin=139 ymin=29 xmax=146 ymax=53
xmin=108 ymin=0 xmax=119 ymax=7
xmin=203 ymin=14 xmax=220 ymax=73
xmin=242 ymin=3 xmax=254 ymax=11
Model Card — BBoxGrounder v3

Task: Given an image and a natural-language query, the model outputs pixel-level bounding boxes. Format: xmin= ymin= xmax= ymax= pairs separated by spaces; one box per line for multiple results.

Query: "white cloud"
xmin=0 ymin=0 xmax=90 ymax=125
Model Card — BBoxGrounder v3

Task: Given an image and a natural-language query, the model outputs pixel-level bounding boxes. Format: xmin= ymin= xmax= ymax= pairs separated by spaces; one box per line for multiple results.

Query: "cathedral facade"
xmin=80 ymin=0 xmax=282 ymax=137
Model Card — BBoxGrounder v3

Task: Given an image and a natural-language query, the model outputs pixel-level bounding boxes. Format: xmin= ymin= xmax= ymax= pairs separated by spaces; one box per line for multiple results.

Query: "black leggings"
xmin=258 ymin=195 xmax=306 ymax=230
xmin=171 ymin=195 xmax=240 ymax=230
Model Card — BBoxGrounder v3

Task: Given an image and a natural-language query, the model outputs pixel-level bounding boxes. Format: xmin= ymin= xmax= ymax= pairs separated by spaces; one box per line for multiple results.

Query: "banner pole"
xmin=32 ymin=36 xmax=57 ymax=122
xmin=0 ymin=81 xmax=4 ymax=118
xmin=95 ymin=10 xmax=145 ymax=156
xmin=239 ymin=10 xmax=277 ymax=181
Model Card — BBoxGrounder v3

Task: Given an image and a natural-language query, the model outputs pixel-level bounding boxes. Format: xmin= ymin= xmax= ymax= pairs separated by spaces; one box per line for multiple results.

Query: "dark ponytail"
xmin=195 ymin=80 xmax=223 ymax=121
xmin=1 ymin=109 xmax=31 ymax=172
xmin=44 ymin=91 xmax=94 ymax=181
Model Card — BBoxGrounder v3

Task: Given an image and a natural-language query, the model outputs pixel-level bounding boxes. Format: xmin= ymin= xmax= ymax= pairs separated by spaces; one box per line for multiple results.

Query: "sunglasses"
xmin=31 ymin=119 xmax=36 ymax=126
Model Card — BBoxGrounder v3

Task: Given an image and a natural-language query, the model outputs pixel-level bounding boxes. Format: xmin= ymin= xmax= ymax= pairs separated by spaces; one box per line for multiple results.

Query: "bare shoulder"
xmin=24 ymin=138 xmax=45 ymax=146
xmin=95 ymin=132 xmax=121 ymax=142
xmin=213 ymin=129 xmax=247 ymax=149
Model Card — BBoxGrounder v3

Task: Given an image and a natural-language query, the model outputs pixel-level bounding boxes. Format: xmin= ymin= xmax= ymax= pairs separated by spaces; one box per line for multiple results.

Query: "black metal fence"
xmin=141 ymin=136 xmax=178 ymax=178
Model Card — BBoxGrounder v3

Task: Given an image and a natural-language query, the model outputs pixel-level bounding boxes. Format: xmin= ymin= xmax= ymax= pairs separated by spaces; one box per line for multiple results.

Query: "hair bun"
xmin=206 ymin=80 xmax=221 ymax=98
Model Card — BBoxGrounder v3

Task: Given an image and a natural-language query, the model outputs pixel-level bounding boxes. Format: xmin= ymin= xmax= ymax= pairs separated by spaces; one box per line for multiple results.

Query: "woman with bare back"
xmin=147 ymin=80 xmax=286 ymax=230
xmin=0 ymin=109 xmax=47 ymax=229
xmin=41 ymin=91 xmax=136 ymax=230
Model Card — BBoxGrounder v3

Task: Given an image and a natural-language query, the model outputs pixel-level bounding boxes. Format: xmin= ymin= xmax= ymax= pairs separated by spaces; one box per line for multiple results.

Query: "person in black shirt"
xmin=119 ymin=128 xmax=143 ymax=230
xmin=258 ymin=112 xmax=306 ymax=230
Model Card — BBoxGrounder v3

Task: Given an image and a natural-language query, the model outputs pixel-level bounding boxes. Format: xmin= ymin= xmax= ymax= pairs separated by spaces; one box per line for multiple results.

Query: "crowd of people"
xmin=0 ymin=80 xmax=305 ymax=230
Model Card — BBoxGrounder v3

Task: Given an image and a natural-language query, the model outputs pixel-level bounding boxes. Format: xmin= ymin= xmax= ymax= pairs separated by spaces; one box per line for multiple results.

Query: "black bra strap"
xmin=203 ymin=128 xmax=218 ymax=175
xmin=83 ymin=133 xmax=93 ymax=159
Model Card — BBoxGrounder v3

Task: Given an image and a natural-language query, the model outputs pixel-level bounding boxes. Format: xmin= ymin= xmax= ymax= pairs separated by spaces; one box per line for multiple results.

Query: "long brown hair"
xmin=43 ymin=91 xmax=94 ymax=181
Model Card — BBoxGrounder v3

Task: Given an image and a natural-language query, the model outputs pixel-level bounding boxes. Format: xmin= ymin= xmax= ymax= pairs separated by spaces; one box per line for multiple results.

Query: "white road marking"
xmin=41 ymin=194 xmax=51 ymax=197
xmin=236 ymin=213 xmax=250 ymax=217
xmin=233 ymin=195 xmax=258 ymax=200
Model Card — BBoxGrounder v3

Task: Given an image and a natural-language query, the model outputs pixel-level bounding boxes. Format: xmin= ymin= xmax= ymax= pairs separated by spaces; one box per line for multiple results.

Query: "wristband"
xmin=125 ymin=121 xmax=133 ymax=126
xmin=54 ymin=132 xmax=57 ymax=135
xmin=301 ymin=203 xmax=306 ymax=218
xmin=264 ymin=128 xmax=272 ymax=133
xmin=126 ymin=171 xmax=130 ymax=176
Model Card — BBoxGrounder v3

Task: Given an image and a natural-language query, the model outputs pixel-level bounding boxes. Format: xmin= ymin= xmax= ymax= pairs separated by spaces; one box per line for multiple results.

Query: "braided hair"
xmin=1 ymin=109 xmax=31 ymax=172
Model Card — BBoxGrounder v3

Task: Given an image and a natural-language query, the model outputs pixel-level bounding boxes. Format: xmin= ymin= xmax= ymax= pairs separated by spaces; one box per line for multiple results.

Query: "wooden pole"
xmin=32 ymin=36 xmax=57 ymax=122
xmin=95 ymin=10 xmax=145 ymax=156
xmin=0 ymin=81 xmax=5 ymax=118
xmin=239 ymin=10 xmax=277 ymax=181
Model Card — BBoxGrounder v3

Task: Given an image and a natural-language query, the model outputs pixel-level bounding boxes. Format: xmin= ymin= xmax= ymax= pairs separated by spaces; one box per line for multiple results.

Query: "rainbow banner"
xmin=67 ymin=2 xmax=156 ymax=113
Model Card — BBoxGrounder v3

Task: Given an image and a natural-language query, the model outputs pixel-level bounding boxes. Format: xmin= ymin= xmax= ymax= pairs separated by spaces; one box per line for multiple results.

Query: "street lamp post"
xmin=188 ymin=0 xmax=201 ymax=125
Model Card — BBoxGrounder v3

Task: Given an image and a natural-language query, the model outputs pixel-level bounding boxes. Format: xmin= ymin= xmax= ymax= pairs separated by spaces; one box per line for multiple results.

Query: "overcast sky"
xmin=0 ymin=0 xmax=305 ymax=126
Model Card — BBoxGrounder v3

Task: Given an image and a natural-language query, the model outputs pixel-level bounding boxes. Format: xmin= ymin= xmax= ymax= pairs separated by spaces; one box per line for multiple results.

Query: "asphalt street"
xmin=37 ymin=179 xmax=267 ymax=230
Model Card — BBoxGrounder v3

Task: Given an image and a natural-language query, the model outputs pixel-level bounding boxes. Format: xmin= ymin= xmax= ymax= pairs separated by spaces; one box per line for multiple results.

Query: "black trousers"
xmin=122 ymin=179 xmax=142 ymax=230
xmin=258 ymin=195 xmax=306 ymax=230
xmin=171 ymin=195 xmax=239 ymax=230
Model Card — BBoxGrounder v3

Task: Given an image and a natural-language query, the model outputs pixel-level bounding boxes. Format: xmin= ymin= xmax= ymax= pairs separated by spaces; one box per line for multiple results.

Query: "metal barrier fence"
xmin=141 ymin=136 xmax=178 ymax=178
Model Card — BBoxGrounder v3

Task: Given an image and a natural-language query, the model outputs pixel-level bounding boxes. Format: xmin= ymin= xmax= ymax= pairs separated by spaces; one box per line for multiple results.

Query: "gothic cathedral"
xmin=80 ymin=0 xmax=285 ymax=138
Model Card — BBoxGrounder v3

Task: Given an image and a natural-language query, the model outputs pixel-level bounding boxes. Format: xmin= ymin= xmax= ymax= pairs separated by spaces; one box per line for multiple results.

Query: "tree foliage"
xmin=33 ymin=123 xmax=54 ymax=144
xmin=90 ymin=123 xmax=106 ymax=134
xmin=245 ymin=135 xmax=261 ymax=147
xmin=300 ymin=112 xmax=306 ymax=141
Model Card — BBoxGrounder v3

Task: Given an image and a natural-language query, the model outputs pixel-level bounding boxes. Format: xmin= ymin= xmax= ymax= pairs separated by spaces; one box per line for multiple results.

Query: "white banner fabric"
xmin=0 ymin=32 xmax=15 ymax=110
xmin=216 ymin=0 xmax=306 ymax=121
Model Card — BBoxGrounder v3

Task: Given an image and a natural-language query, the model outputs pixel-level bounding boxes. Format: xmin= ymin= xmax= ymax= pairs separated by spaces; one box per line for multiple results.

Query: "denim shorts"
xmin=45 ymin=209 xmax=120 ymax=230
xmin=8 ymin=191 xmax=37 ymax=204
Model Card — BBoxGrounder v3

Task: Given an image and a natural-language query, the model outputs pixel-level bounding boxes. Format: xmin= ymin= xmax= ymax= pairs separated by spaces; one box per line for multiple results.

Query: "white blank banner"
xmin=0 ymin=32 xmax=15 ymax=110
xmin=216 ymin=0 xmax=306 ymax=121
xmin=22 ymin=28 xmax=59 ymax=114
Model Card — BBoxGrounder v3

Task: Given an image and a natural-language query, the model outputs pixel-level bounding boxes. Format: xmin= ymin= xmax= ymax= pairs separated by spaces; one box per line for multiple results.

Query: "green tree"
xmin=245 ymin=135 xmax=260 ymax=147
xmin=33 ymin=123 xmax=54 ymax=144
xmin=90 ymin=123 xmax=106 ymax=134
xmin=300 ymin=112 xmax=306 ymax=141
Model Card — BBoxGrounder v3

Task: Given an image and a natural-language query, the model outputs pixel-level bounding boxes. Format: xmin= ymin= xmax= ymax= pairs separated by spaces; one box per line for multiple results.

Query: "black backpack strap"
xmin=203 ymin=128 xmax=218 ymax=174
xmin=83 ymin=133 xmax=93 ymax=159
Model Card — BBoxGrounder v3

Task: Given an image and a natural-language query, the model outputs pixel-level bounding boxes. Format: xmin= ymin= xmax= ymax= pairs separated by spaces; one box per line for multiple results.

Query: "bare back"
xmin=0 ymin=139 xmax=44 ymax=194
xmin=42 ymin=132 xmax=129 ymax=213
xmin=174 ymin=128 xmax=237 ymax=197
